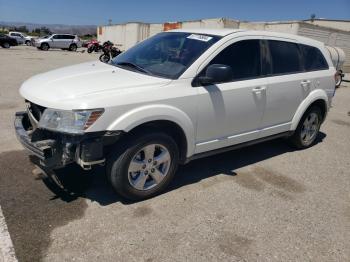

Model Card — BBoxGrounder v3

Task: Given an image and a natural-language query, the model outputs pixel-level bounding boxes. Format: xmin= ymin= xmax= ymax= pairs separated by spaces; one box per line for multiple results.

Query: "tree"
xmin=16 ymin=26 xmax=29 ymax=33
xmin=310 ymin=14 xmax=316 ymax=22
xmin=32 ymin=26 xmax=52 ymax=36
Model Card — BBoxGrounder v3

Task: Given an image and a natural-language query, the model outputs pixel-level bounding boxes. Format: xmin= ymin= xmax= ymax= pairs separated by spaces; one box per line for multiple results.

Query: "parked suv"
xmin=15 ymin=29 xmax=336 ymax=200
xmin=8 ymin=31 xmax=32 ymax=45
xmin=34 ymin=34 xmax=82 ymax=51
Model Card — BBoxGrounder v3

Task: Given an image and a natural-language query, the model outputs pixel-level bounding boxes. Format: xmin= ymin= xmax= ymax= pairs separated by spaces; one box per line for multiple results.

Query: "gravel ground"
xmin=0 ymin=46 xmax=349 ymax=262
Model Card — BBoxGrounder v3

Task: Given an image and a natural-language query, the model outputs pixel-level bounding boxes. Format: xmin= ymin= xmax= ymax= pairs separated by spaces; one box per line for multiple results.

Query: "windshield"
xmin=111 ymin=32 xmax=221 ymax=79
xmin=41 ymin=35 xmax=50 ymax=39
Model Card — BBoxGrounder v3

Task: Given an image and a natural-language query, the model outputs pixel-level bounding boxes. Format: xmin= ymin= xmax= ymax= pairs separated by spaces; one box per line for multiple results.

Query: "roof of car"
xmin=167 ymin=28 xmax=325 ymax=47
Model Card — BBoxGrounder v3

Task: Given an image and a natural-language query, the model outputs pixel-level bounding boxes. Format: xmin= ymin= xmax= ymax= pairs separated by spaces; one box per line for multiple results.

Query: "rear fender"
xmin=290 ymin=89 xmax=329 ymax=130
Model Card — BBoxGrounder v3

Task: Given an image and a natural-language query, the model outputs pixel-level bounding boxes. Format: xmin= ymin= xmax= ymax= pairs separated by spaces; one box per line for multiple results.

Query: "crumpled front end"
xmin=14 ymin=102 xmax=122 ymax=170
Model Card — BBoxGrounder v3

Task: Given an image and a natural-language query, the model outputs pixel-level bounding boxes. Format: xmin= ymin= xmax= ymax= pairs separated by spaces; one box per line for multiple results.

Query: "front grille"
xmin=26 ymin=101 xmax=46 ymax=122
xmin=25 ymin=101 xmax=46 ymax=130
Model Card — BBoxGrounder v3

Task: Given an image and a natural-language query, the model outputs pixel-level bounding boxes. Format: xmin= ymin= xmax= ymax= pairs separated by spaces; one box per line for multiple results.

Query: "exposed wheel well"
xmin=309 ymin=99 xmax=327 ymax=122
xmin=127 ymin=120 xmax=188 ymax=163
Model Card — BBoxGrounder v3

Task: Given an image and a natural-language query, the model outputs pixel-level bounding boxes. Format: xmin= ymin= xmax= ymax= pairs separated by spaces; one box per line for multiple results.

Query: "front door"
xmin=195 ymin=39 xmax=267 ymax=154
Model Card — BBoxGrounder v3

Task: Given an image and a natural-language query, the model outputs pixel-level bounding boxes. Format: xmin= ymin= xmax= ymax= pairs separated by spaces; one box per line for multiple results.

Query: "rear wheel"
xmin=41 ymin=43 xmax=49 ymax=51
xmin=2 ymin=42 xmax=10 ymax=48
xmin=99 ymin=54 xmax=110 ymax=63
xmin=106 ymin=132 xmax=179 ymax=200
xmin=69 ymin=44 xmax=77 ymax=52
xmin=289 ymin=106 xmax=322 ymax=149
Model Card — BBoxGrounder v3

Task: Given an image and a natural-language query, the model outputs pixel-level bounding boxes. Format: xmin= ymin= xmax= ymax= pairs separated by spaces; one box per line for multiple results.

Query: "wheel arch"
xmin=291 ymin=90 xmax=328 ymax=130
xmin=41 ymin=42 xmax=50 ymax=48
xmin=107 ymin=105 xmax=196 ymax=159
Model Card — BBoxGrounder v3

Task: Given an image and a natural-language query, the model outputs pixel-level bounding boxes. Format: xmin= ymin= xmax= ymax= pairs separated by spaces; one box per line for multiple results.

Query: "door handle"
xmin=301 ymin=80 xmax=311 ymax=87
xmin=252 ymin=86 xmax=266 ymax=94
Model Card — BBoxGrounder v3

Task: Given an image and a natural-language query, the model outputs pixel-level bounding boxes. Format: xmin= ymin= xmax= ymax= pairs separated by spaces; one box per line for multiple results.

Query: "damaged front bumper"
xmin=15 ymin=111 xmax=122 ymax=170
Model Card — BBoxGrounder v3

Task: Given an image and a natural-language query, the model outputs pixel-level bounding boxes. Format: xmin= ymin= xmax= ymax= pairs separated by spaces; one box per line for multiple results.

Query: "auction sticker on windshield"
xmin=187 ymin=34 xmax=213 ymax=42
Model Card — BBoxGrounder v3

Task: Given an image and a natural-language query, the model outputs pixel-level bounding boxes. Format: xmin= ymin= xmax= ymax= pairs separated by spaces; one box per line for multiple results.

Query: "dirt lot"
xmin=0 ymin=46 xmax=350 ymax=262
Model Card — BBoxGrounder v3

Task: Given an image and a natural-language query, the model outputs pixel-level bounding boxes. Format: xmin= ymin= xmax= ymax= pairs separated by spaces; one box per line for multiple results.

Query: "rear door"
xmin=258 ymin=39 xmax=305 ymax=138
xmin=299 ymin=44 xmax=333 ymax=102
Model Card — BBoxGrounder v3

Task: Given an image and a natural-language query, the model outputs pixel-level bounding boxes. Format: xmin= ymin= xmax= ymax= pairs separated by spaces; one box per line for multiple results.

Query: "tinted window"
xmin=268 ymin=40 xmax=302 ymax=75
xmin=205 ymin=40 xmax=261 ymax=81
xmin=52 ymin=35 xmax=60 ymax=39
xmin=61 ymin=35 xmax=75 ymax=39
xmin=300 ymin=44 xmax=328 ymax=71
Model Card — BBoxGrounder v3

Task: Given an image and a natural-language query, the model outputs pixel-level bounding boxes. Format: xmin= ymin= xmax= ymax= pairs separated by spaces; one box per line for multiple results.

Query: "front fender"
xmin=107 ymin=104 xmax=196 ymax=157
xmin=290 ymin=89 xmax=329 ymax=130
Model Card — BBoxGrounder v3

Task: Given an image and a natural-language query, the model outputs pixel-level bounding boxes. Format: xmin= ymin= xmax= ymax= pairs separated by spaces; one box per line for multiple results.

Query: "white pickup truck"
xmin=8 ymin=31 xmax=32 ymax=45
xmin=15 ymin=29 xmax=336 ymax=200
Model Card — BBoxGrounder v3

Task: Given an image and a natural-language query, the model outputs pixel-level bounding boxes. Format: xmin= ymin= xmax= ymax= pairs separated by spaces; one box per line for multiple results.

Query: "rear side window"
xmin=62 ymin=35 xmax=75 ymax=40
xmin=300 ymin=44 xmax=328 ymax=71
xmin=206 ymin=40 xmax=262 ymax=81
xmin=268 ymin=40 xmax=303 ymax=75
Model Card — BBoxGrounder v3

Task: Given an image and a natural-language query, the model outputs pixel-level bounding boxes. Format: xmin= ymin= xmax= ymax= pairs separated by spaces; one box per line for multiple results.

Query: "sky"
xmin=0 ymin=0 xmax=349 ymax=25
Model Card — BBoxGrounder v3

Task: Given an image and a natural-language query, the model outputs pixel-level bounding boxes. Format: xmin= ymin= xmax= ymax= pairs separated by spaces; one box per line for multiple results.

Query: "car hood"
xmin=20 ymin=61 xmax=172 ymax=110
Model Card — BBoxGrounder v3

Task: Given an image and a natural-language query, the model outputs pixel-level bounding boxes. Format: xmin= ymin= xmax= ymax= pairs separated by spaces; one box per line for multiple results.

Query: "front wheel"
xmin=106 ymin=132 xmax=179 ymax=200
xmin=289 ymin=106 xmax=322 ymax=149
xmin=87 ymin=46 xmax=94 ymax=53
xmin=41 ymin=43 xmax=49 ymax=51
xmin=25 ymin=40 xmax=31 ymax=46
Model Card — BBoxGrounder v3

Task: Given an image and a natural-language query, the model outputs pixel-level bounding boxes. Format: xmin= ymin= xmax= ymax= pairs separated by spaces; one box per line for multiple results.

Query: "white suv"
xmin=15 ymin=29 xmax=336 ymax=200
xmin=34 ymin=34 xmax=82 ymax=51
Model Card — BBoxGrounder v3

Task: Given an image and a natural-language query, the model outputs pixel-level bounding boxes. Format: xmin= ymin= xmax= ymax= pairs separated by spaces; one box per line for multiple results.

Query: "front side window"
xmin=268 ymin=40 xmax=303 ymax=75
xmin=300 ymin=44 xmax=328 ymax=71
xmin=111 ymin=32 xmax=221 ymax=79
xmin=202 ymin=39 xmax=262 ymax=82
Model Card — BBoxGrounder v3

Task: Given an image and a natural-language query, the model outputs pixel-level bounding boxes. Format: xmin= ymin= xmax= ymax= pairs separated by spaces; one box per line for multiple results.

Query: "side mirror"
xmin=198 ymin=64 xmax=233 ymax=85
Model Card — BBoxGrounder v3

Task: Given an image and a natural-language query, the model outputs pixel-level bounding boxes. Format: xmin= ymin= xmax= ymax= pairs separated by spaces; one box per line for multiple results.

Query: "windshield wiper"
xmin=115 ymin=62 xmax=153 ymax=76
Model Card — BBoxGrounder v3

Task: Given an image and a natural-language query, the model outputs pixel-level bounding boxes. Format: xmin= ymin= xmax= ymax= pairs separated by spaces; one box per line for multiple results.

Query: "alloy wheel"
xmin=127 ymin=144 xmax=171 ymax=191
xmin=300 ymin=112 xmax=319 ymax=146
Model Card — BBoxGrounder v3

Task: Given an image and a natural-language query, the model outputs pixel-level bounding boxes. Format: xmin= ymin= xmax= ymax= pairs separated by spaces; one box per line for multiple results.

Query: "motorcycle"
xmin=99 ymin=41 xmax=122 ymax=63
xmin=87 ymin=39 xmax=102 ymax=53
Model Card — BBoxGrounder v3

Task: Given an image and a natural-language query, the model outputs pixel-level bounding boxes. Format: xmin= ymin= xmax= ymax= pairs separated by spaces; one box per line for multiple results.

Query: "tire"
xmin=87 ymin=46 xmax=94 ymax=53
xmin=106 ymin=132 xmax=179 ymax=200
xmin=41 ymin=43 xmax=49 ymax=51
xmin=288 ymin=106 xmax=322 ymax=149
xmin=2 ymin=42 xmax=10 ymax=48
xmin=99 ymin=54 xmax=110 ymax=63
xmin=69 ymin=44 xmax=77 ymax=52
xmin=335 ymin=71 xmax=343 ymax=88
xmin=25 ymin=40 xmax=31 ymax=46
